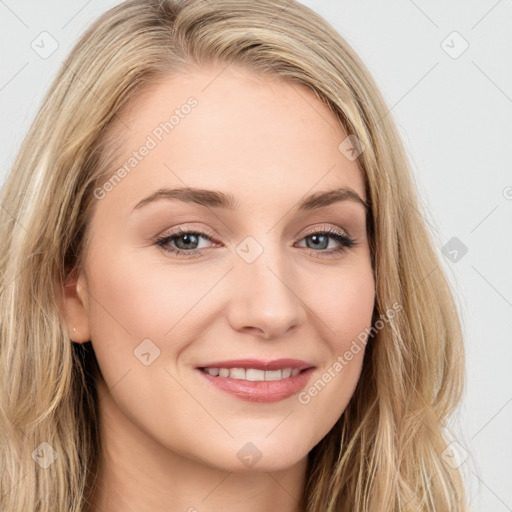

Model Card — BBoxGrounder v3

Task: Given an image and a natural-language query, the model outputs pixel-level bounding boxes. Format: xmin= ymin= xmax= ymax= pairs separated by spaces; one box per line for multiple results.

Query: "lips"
xmin=195 ymin=358 xmax=316 ymax=402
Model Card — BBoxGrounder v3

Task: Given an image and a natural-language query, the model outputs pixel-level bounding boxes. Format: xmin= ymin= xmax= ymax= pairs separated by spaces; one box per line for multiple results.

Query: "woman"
xmin=0 ymin=0 xmax=468 ymax=510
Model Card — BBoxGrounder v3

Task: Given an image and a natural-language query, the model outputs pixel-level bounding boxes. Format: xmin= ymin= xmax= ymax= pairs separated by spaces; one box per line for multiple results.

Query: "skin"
xmin=61 ymin=63 xmax=375 ymax=512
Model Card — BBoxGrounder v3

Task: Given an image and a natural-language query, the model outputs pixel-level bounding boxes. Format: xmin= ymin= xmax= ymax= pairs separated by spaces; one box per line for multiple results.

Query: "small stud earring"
xmin=73 ymin=328 xmax=77 ymax=333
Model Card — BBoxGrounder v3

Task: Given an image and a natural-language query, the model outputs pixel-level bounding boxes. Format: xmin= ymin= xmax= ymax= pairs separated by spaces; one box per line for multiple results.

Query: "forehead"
xmin=96 ymin=64 xmax=366 ymax=209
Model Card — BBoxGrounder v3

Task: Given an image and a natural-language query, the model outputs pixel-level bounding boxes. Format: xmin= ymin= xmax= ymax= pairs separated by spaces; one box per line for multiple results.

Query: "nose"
xmin=225 ymin=242 xmax=307 ymax=340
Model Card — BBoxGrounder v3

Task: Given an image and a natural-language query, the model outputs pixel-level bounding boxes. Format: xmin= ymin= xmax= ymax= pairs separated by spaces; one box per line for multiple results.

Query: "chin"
xmin=209 ymin=440 xmax=310 ymax=474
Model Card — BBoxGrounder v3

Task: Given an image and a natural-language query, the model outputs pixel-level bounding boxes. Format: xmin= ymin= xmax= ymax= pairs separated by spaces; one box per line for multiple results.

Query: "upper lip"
xmin=196 ymin=358 xmax=314 ymax=371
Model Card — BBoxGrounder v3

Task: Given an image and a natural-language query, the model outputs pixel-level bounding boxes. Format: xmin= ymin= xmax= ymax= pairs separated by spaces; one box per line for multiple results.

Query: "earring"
xmin=73 ymin=328 xmax=77 ymax=333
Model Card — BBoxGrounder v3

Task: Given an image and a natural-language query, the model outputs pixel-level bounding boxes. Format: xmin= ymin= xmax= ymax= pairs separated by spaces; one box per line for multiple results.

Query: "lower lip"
xmin=196 ymin=367 xmax=315 ymax=402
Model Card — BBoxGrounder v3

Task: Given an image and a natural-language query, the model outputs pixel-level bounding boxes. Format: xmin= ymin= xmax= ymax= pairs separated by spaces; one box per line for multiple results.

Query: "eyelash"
xmin=155 ymin=226 xmax=357 ymax=259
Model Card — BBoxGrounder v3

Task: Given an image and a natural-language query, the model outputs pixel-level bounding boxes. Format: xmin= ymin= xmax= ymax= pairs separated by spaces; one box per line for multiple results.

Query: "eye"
xmin=155 ymin=227 xmax=217 ymax=257
xmin=295 ymin=226 xmax=356 ymax=258
xmin=154 ymin=225 xmax=357 ymax=258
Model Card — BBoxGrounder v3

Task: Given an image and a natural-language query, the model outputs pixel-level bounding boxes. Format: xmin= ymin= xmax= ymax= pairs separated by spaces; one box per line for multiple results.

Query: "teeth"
xmin=246 ymin=369 xmax=265 ymax=381
xmin=202 ymin=367 xmax=302 ymax=381
xmin=229 ymin=368 xmax=246 ymax=379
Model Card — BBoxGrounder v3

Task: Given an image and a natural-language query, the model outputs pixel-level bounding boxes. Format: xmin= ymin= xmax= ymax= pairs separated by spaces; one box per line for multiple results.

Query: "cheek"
xmin=86 ymin=246 xmax=202 ymax=337
xmin=313 ymin=263 xmax=376 ymax=346
xmin=296 ymin=264 xmax=374 ymax=426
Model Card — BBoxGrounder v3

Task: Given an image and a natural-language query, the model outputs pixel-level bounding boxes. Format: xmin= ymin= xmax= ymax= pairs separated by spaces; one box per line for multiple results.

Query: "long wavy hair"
xmin=0 ymin=0 xmax=467 ymax=510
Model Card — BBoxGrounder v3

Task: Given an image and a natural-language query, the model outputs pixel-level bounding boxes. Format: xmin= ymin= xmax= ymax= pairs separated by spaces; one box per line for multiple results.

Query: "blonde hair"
xmin=0 ymin=0 xmax=467 ymax=510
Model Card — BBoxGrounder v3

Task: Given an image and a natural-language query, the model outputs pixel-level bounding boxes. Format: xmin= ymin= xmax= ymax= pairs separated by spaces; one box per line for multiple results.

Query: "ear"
xmin=59 ymin=266 xmax=91 ymax=343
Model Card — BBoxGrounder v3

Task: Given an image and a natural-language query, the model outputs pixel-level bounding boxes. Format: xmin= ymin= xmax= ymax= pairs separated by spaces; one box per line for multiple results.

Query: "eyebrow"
xmin=132 ymin=186 xmax=370 ymax=212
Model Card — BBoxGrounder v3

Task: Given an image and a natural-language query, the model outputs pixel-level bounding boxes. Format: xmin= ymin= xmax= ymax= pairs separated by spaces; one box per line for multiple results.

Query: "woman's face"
xmin=67 ymin=64 xmax=375 ymax=473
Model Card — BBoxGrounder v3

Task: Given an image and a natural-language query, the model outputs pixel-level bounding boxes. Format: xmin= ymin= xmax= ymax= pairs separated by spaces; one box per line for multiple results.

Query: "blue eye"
xmin=155 ymin=226 xmax=356 ymax=258
xmin=155 ymin=228 xmax=216 ymax=257
xmin=298 ymin=228 xmax=355 ymax=253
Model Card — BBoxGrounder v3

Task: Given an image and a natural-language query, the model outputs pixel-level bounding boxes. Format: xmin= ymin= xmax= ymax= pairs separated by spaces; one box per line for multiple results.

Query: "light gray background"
xmin=1 ymin=1 xmax=511 ymax=510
